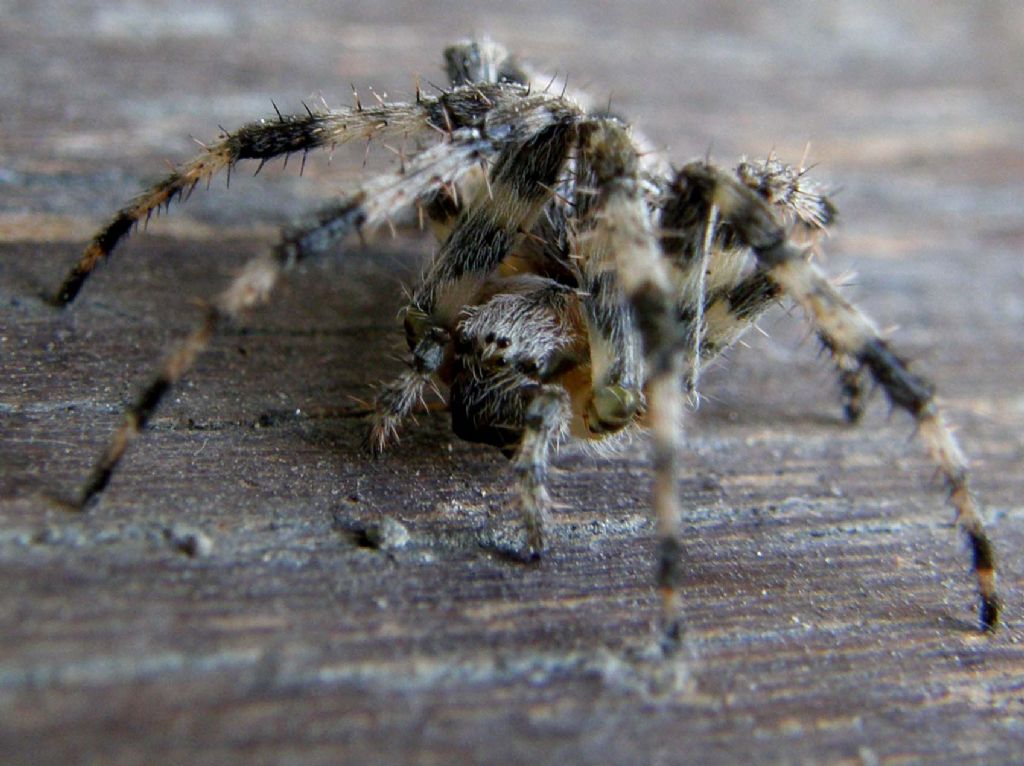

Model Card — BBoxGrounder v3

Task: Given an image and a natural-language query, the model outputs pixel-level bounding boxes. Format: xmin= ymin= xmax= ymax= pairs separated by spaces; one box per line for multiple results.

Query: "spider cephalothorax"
xmin=53 ymin=38 xmax=999 ymax=639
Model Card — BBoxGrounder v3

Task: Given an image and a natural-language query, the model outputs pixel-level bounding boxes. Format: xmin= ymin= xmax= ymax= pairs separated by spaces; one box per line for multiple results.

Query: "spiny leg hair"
xmin=52 ymin=82 xmax=579 ymax=307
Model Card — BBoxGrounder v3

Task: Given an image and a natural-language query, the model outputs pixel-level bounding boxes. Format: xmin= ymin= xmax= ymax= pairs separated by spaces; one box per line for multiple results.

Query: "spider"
xmin=51 ymin=38 xmax=999 ymax=639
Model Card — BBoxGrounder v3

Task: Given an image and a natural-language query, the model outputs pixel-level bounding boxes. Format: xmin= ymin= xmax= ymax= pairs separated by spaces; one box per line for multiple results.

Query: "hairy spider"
xmin=52 ymin=38 xmax=999 ymax=638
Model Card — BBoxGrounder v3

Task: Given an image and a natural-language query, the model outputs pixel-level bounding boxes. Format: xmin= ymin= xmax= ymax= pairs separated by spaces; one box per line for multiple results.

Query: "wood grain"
xmin=2 ymin=2 xmax=1023 ymax=764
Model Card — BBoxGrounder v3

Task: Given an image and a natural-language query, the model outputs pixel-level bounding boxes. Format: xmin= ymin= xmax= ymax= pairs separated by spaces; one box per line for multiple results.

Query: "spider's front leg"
xmin=658 ymin=156 xmax=868 ymax=416
xmin=671 ymin=162 xmax=1000 ymax=631
xmin=513 ymin=386 xmax=572 ymax=558
xmin=575 ymin=119 xmax=690 ymax=648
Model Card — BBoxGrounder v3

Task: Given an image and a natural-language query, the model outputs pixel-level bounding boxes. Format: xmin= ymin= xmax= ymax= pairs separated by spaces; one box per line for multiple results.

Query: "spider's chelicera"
xmin=53 ymin=39 xmax=999 ymax=636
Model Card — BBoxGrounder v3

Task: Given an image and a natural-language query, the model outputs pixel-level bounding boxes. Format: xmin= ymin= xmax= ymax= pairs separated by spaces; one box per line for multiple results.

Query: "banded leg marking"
xmin=677 ymin=161 xmax=1000 ymax=631
xmin=74 ymin=134 xmax=494 ymax=507
xmin=55 ymin=84 xmax=580 ymax=306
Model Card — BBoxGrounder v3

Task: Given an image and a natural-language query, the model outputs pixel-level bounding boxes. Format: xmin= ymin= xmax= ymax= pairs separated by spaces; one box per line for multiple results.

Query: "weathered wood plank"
xmin=2 ymin=3 xmax=1023 ymax=764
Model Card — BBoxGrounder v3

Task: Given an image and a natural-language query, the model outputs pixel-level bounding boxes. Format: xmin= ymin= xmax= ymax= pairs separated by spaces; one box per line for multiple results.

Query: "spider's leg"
xmin=677 ymin=261 xmax=870 ymax=425
xmin=734 ymin=156 xmax=869 ymax=422
xmin=72 ymin=134 xmax=493 ymax=509
xmin=576 ymin=119 xmax=688 ymax=647
xmin=54 ymin=84 xmax=577 ymax=307
xmin=368 ymin=113 xmax=578 ymax=451
xmin=570 ymin=125 xmax=645 ymax=436
xmin=513 ymin=385 xmax=571 ymax=557
xmin=660 ymin=157 xmax=847 ymax=404
xmin=741 ymin=155 xmax=868 ymax=419
xmin=450 ymin=368 xmax=571 ymax=560
xmin=451 ymin=279 xmax=583 ymax=557
xmin=54 ymin=103 xmax=423 ymax=306
xmin=673 ymin=162 xmax=1000 ymax=632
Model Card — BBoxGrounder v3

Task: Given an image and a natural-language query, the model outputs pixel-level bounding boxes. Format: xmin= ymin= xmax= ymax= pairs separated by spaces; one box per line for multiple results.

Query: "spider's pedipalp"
xmin=513 ymin=385 xmax=571 ymax=558
xmin=571 ymin=124 xmax=646 ymax=435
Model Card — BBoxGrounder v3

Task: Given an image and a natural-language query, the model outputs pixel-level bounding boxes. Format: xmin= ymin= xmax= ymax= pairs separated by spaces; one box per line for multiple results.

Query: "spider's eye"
xmin=485 ymin=332 xmax=496 ymax=344
xmin=496 ymin=337 xmax=511 ymax=349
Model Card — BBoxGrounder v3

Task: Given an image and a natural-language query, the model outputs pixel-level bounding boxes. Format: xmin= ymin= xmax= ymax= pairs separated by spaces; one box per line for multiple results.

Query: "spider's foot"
xmin=363 ymin=419 xmax=398 ymax=457
xmin=980 ymin=593 xmax=1000 ymax=633
xmin=477 ymin=522 xmax=543 ymax=564
xmin=512 ymin=546 xmax=543 ymax=565
xmin=43 ymin=290 xmax=70 ymax=309
xmin=364 ymin=406 xmax=409 ymax=456
xmin=842 ymin=400 xmax=865 ymax=424
xmin=605 ymin=618 xmax=693 ymax=699
xmin=524 ymin=525 xmax=545 ymax=562
xmin=31 ymin=488 xmax=84 ymax=513
xmin=658 ymin=615 xmax=685 ymax=659
xmin=964 ymin=524 xmax=1000 ymax=633
xmin=48 ymin=267 xmax=89 ymax=309
xmin=366 ymin=370 xmax=431 ymax=455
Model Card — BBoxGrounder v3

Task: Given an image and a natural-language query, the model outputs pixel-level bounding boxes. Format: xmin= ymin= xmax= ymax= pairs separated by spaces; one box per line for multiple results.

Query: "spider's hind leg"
xmin=52 ymin=102 xmax=442 ymax=307
xmin=72 ymin=133 xmax=494 ymax=508
xmin=671 ymin=161 xmax=999 ymax=631
xmin=660 ymin=155 xmax=868 ymax=417
xmin=736 ymin=157 xmax=869 ymax=422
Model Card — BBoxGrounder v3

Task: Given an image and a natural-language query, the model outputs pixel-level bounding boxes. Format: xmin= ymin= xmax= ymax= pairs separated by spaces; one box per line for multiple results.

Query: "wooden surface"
xmin=2 ymin=2 xmax=1024 ymax=764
